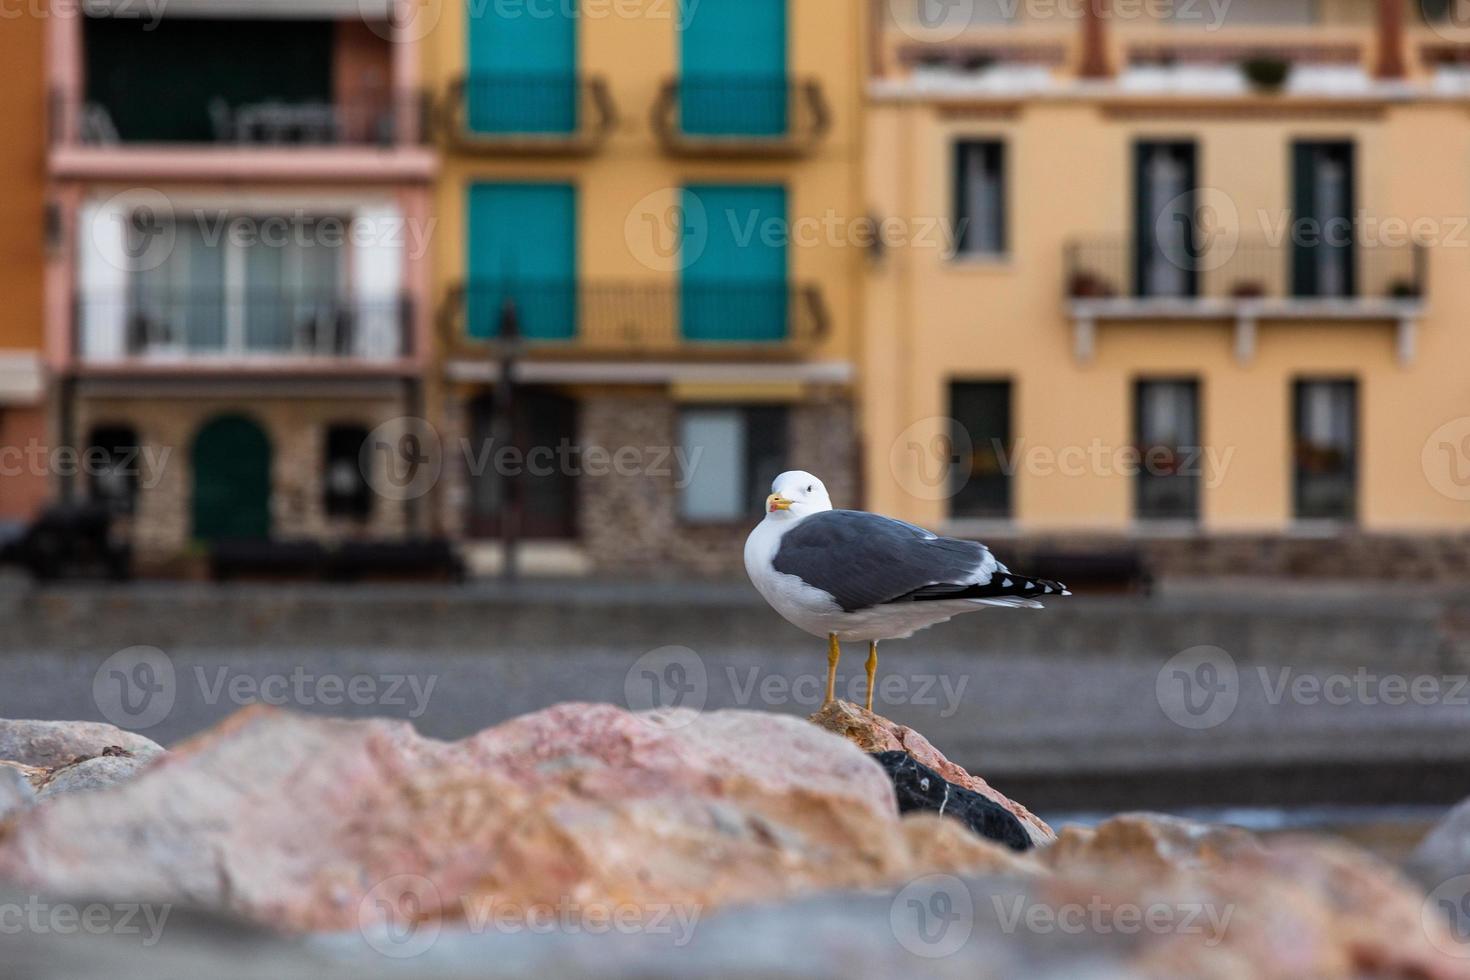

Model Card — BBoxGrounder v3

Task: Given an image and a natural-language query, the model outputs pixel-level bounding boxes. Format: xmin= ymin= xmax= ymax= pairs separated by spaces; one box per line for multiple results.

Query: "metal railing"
xmin=652 ymin=76 xmax=830 ymax=157
xmin=441 ymin=280 xmax=829 ymax=355
xmin=51 ymin=90 xmax=426 ymax=147
xmin=442 ymin=73 xmax=615 ymax=153
xmin=75 ymin=291 xmax=413 ymax=361
xmin=1064 ymin=237 xmax=1425 ymax=303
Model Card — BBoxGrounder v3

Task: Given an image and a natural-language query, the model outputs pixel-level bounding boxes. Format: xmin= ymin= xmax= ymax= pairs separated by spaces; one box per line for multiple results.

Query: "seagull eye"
xmin=805 ymin=485 xmax=813 ymax=493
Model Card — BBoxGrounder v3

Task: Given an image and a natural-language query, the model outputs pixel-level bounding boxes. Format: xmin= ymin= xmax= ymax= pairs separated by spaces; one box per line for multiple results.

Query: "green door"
xmin=192 ymin=415 xmax=271 ymax=541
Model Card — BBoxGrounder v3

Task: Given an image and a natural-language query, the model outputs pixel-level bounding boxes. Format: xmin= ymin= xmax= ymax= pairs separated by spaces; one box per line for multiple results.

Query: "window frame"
xmin=1132 ymin=377 xmax=1203 ymax=524
xmin=676 ymin=404 xmax=790 ymax=525
xmin=947 ymin=379 xmax=1014 ymax=521
xmin=1291 ymin=377 xmax=1359 ymax=524
xmin=951 ymin=139 xmax=1009 ymax=260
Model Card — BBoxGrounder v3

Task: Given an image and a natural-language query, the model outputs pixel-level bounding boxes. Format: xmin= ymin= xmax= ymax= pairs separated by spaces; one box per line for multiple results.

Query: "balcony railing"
xmin=51 ymin=91 xmax=426 ymax=147
xmin=76 ymin=291 xmax=413 ymax=363
xmin=1064 ymin=237 xmax=1425 ymax=304
xmin=652 ymin=76 xmax=830 ymax=157
xmin=441 ymin=73 xmax=615 ymax=154
xmin=441 ymin=280 xmax=828 ymax=357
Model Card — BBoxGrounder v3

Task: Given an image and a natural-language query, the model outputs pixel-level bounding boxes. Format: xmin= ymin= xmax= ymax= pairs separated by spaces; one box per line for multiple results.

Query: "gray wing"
xmin=771 ymin=510 xmax=998 ymax=613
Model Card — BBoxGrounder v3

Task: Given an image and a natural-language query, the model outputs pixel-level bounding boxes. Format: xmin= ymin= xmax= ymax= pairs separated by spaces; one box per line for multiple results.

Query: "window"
xmin=1294 ymin=380 xmax=1357 ymax=521
xmin=324 ymin=425 xmax=372 ymax=522
xmin=1291 ymin=142 xmax=1356 ymax=298
xmin=1135 ymin=380 xmax=1201 ymax=522
xmin=679 ymin=0 xmax=788 ymax=136
xmin=678 ymin=406 xmax=788 ymax=522
xmin=949 ymin=382 xmax=1012 ymax=519
xmin=86 ymin=426 xmax=140 ymax=516
xmin=954 ymin=141 xmax=1006 ymax=257
xmin=681 ymin=185 xmax=789 ymax=342
xmin=129 ymin=212 xmax=346 ymax=356
xmin=1134 ymin=141 xmax=1198 ymax=298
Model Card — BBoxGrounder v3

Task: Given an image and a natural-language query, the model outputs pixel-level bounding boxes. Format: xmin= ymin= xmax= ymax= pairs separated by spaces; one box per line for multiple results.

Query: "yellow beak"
xmin=766 ymin=494 xmax=793 ymax=513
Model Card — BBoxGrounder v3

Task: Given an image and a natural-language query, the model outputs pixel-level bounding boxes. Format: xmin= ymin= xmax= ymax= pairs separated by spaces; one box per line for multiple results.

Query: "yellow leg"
xmin=825 ymin=634 xmax=840 ymax=706
xmin=865 ymin=642 xmax=879 ymax=712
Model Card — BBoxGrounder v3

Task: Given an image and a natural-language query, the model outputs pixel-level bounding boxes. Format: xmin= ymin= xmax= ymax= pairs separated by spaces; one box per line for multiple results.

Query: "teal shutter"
xmin=466 ymin=3 xmax=577 ymax=134
xmin=681 ymin=185 xmax=788 ymax=342
xmin=679 ymin=0 xmax=788 ymax=135
xmin=467 ymin=184 xmax=577 ymax=341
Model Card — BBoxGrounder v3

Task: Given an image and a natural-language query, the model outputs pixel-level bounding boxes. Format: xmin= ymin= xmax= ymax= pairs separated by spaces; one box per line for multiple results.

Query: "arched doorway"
xmin=191 ymin=415 xmax=271 ymax=541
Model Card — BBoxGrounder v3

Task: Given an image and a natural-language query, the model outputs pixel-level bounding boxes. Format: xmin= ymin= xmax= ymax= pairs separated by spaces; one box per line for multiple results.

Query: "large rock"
xmin=0 ymin=766 xmax=35 ymax=819
xmin=811 ymin=700 xmax=1055 ymax=847
xmin=37 ymin=753 xmax=150 ymax=800
xmin=0 ymin=703 xmax=1027 ymax=932
xmin=0 ymin=720 xmax=164 ymax=768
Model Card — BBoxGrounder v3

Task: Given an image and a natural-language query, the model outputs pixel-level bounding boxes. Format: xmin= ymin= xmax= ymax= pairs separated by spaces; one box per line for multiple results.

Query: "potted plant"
xmin=1241 ymin=55 xmax=1291 ymax=93
xmin=1231 ymin=280 xmax=1266 ymax=299
xmin=1388 ymin=279 xmax=1420 ymax=299
xmin=1069 ymin=272 xmax=1114 ymax=299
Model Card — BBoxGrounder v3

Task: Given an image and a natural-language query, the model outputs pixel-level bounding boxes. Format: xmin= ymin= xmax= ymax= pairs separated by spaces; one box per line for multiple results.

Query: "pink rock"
xmin=0 ymin=703 xmax=1009 ymax=932
xmin=810 ymin=700 xmax=1055 ymax=847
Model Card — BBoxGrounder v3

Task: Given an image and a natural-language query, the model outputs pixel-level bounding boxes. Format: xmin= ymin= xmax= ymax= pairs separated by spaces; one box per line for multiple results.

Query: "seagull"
xmin=744 ymin=470 xmax=1070 ymax=712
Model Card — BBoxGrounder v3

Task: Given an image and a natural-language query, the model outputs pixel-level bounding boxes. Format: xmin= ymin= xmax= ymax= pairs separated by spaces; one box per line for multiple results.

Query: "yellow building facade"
xmin=868 ymin=0 xmax=1470 ymax=576
xmin=424 ymin=0 xmax=865 ymax=574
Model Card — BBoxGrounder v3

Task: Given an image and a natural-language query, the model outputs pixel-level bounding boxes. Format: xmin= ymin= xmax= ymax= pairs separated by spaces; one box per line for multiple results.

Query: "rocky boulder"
xmin=0 ymin=703 xmax=1029 ymax=932
xmin=811 ymin=700 xmax=1055 ymax=847
xmin=0 ymin=720 xmax=164 ymax=769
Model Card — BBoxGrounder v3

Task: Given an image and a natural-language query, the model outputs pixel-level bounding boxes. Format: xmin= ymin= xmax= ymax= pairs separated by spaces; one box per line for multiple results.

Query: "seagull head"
xmin=765 ymin=471 xmax=833 ymax=521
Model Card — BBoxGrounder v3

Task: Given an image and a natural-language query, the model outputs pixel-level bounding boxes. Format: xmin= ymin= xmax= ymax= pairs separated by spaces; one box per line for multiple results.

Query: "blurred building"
xmin=45 ymin=0 xmax=434 ymax=566
xmin=868 ymin=0 xmax=1470 ymax=577
xmin=0 ymin=4 xmax=50 ymax=523
xmin=425 ymin=0 xmax=865 ymax=576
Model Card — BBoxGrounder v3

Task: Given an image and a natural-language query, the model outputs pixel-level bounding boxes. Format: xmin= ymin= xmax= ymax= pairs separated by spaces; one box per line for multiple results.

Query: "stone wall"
xmin=75 ymin=394 xmax=408 ymax=559
xmin=579 ymin=390 xmax=861 ymax=577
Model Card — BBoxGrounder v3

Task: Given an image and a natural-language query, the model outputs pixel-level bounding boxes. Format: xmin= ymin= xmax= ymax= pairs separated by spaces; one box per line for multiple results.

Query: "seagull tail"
xmin=901 ymin=574 xmax=1072 ymax=606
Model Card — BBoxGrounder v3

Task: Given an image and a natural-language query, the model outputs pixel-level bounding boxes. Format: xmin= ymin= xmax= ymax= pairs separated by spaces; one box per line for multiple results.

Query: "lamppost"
xmin=493 ymin=296 xmax=522 ymax=583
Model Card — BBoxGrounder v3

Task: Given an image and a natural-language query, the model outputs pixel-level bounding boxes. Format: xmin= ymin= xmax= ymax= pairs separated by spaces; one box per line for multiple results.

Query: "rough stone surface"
xmin=0 ymin=719 xmax=164 ymax=769
xmin=872 ymin=750 xmax=1033 ymax=852
xmin=0 ymin=703 xmax=1013 ymax=932
xmin=36 ymin=753 xmax=150 ymax=800
xmin=811 ymin=700 xmax=1055 ymax=847
xmin=0 ymin=766 xmax=36 ymax=819
xmin=4 ymin=816 xmax=1467 ymax=979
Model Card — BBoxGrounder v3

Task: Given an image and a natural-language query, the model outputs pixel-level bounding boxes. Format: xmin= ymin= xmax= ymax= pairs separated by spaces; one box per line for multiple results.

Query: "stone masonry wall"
xmin=75 ymin=395 xmax=408 ymax=559
xmin=578 ymin=391 xmax=861 ymax=578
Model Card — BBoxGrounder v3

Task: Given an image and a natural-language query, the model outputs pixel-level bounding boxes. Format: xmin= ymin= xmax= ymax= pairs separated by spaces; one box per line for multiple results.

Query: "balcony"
xmin=652 ymin=77 xmax=831 ymax=158
xmin=50 ymin=13 xmax=432 ymax=182
xmin=441 ymin=74 xmax=615 ymax=155
xmin=75 ymin=291 xmax=413 ymax=370
xmin=440 ymin=281 xmax=829 ymax=359
xmin=1064 ymin=237 xmax=1426 ymax=364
